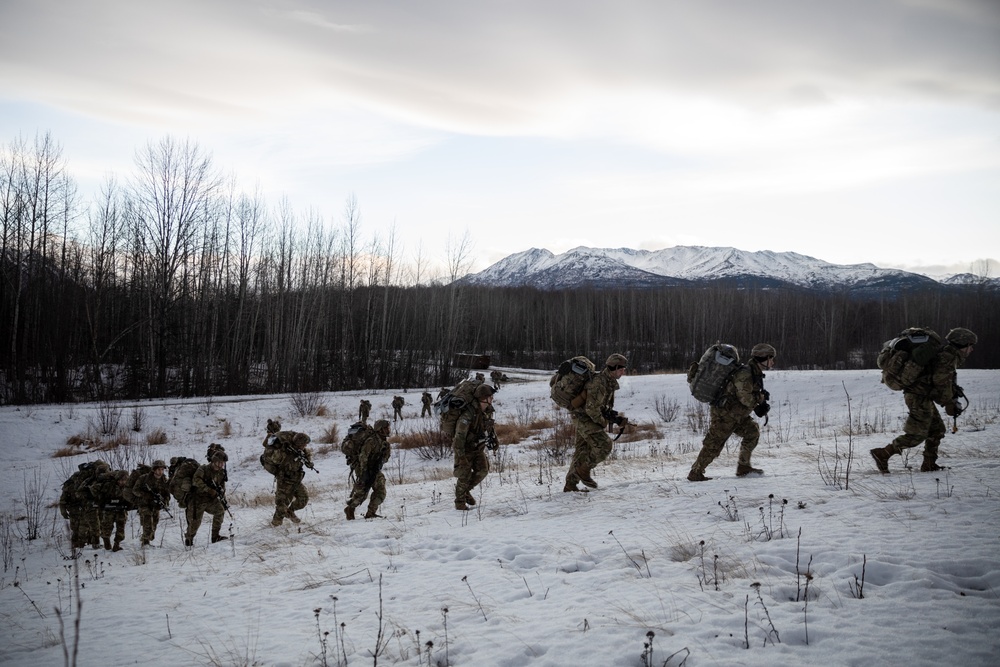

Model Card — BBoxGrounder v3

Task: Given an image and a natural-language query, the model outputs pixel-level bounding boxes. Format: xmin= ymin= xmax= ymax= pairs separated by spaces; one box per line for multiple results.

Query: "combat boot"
xmin=870 ymin=446 xmax=894 ymax=474
xmin=184 ymin=535 xmax=194 ymax=547
xmin=287 ymin=510 xmax=301 ymax=524
xmin=103 ymin=537 xmax=112 ymax=550
xmin=271 ymin=514 xmax=283 ymax=527
xmin=577 ymin=467 xmax=598 ymax=489
xmin=455 ymin=501 xmax=469 ymax=510
xmin=364 ymin=507 xmax=382 ymax=519
xmin=344 ymin=505 xmax=356 ymax=520
xmin=736 ymin=465 xmax=763 ymax=477
xmin=141 ymin=538 xmax=150 ymax=546
xmin=464 ymin=492 xmax=477 ymax=506
xmin=211 ymin=530 xmax=228 ymax=543
xmin=687 ymin=470 xmax=712 ymax=482
xmin=112 ymin=540 xmax=123 ymax=552
xmin=920 ymin=454 xmax=944 ymax=472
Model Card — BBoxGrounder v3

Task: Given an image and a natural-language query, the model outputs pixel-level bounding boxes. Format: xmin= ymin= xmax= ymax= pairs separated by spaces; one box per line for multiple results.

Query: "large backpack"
xmin=260 ymin=431 xmax=299 ymax=475
xmin=61 ymin=461 xmax=105 ymax=503
xmin=877 ymin=327 xmax=943 ymax=391
xmin=687 ymin=343 xmax=742 ymax=405
xmin=168 ymin=457 xmax=200 ymax=507
xmin=435 ymin=377 xmax=484 ymax=436
xmin=549 ymin=356 xmax=596 ymax=410
xmin=341 ymin=421 xmax=373 ymax=467
xmin=122 ymin=463 xmax=151 ymax=505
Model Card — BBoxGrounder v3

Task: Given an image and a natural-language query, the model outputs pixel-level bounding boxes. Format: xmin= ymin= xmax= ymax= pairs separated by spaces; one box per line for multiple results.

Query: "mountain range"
xmin=459 ymin=246 xmax=997 ymax=293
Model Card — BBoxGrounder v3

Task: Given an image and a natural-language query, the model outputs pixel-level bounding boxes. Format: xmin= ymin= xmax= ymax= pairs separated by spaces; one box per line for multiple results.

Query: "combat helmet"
xmin=946 ymin=328 xmax=977 ymax=348
xmin=605 ymin=353 xmax=628 ymax=369
xmin=750 ymin=343 xmax=777 ymax=360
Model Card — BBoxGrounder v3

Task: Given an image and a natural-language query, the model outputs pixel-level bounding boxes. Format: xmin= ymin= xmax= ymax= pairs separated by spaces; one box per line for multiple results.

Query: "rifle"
xmin=145 ymin=482 xmax=173 ymax=519
xmin=603 ymin=409 xmax=629 ymax=441
xmin=289 ymin=445 xmax=319 ymax=474
xmin=484 ymin=426 xmax=500 ymax=452
xmin=950 ymin=385 xmax=969 ymax=434
xmin=206 ymin=478 xmax=234 ymax=519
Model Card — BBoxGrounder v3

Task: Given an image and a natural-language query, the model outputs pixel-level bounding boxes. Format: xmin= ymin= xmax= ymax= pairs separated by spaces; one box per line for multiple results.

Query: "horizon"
xmin=2 ymin=1 xmax=998 ymax=275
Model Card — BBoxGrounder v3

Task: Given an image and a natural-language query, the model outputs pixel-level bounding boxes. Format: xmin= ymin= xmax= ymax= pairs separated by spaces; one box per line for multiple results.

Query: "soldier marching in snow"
xmin=688 ymin=344 xmax=775 ymax=482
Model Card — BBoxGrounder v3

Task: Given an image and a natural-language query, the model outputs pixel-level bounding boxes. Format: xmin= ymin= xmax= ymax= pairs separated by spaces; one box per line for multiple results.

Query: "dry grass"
xmin=145 ymin=427 xmax=168 ymax=445
xmin=319 ymin=422 xmax=339 ymax=444
xmin=220 ymin=419 xmax=233 ymax=437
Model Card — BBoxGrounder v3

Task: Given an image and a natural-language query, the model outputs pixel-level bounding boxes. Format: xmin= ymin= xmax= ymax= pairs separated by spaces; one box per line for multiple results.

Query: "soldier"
xmin=391 ymin=395 xmax=405 ymax=422
xmin=358 ymin=400 xmax=372 ymax=424
xmin=270 ymin=432 xmax=313 ymax=526
xmin=185 ymin=451 xmax=230 ymax=546
xmin=688 ymin=343 xmax=775 ymax=481
xmin=437 ymin=387 xmax=449 ymax=401
xmin=133 ymin=460 xmax=170 ymax=546
xmin=421 ymin=391 xmax=433 ymax=417
xmin=91 ymin=469 xmax=130 ymax=551
xmin=453 ymin=384 xmax=496 ymax=510
xmin=490 ymin=370 xmax=508 ymax=389
xmin=871 ymin=327 xmax=977 ymax=473
xmin=564 ymin=354 xmax=629 ymax=492
xmin=59 ymin=461 xmax=109 ymax=550
xmin=345 ymin=419 xmax=391 ymax=520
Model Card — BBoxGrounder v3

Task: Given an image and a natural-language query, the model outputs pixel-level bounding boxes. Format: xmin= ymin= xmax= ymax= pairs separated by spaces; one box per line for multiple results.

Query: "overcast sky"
xmin=2 ymin=0 xmax=998 ymax=277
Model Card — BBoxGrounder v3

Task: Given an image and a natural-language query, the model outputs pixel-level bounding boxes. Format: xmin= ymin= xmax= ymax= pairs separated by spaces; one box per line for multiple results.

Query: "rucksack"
xmin=435 ymin=377 xmax=484 ymax=436
xmin=549 ymin=356 xmax=596 ymax=410
xmin=61 ymin=462 xmax=104 ymax=502
xmin=341 ymin=421 xmax=372 ymax=466
xmin=877 ymin=327 xmax=943 ymax=391
xmin=122 ymin=464 xmax=151 ymax=505
xmin=260 ymin=431 xmax=299 ymax=475
xmin=168 ymin=457 xmax=199 ymax=507
xmin=687 ymin=343 xmax=742 ymax=405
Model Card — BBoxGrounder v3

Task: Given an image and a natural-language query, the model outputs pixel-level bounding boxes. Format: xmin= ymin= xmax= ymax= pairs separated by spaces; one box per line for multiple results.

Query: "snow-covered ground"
xmin=1 ymin=368 xmax=998 ymax=667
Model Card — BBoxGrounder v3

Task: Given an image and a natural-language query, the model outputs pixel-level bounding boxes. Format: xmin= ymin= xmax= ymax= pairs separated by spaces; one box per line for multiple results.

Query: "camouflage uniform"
xmin=270 ymin=434 xmax=312 ymax=526
xmin=421 ymin=392 xmax=433 ymax=417
xmin=453 ymin=386 xmax=494 ymax=509
xmin=437 ymin=388 xmax=449 ymax=401
xmin=185 ymin=455 xmax=229 ymax=545
xmin=345 ymin=421 xmax=391 ymax=519
xmin=59 ymin=461 xmax=109 ymax=549
xmin=490 ymin=370 xmax=508 ymax=388
xmin=689 ymin=359 xmax=768 ymax=479
xmin=392 ymin=396 xmax=405 ymax=421
xmin=873 ymin=329 xmax=974 ymax=472
xmin=91 ymin=470 xmax=130 ymax=551
xmin=133 ymin=461 xmax=170 ymax=546
xmin=358 ymin=400 xmax=371 ymax=423
xmin=565 ymin=362 xmax=621 ymax=491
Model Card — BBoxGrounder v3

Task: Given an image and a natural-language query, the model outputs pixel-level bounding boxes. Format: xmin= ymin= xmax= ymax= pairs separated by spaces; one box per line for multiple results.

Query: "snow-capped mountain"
xmin=460 ymin=246 xmax=950 ymax=292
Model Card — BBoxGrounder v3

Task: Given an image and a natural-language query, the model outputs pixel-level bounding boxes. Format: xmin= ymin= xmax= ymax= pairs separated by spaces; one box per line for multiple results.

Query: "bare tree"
xmin=127 ymin=136 xmax=220 ymax=396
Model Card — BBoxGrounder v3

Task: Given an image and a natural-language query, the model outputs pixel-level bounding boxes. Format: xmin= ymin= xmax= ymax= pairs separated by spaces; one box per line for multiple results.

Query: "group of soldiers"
xmin=59 ymin=327 xmax=977 ymax=548
xmin=59 ymin=443 xmax=232 ymax=552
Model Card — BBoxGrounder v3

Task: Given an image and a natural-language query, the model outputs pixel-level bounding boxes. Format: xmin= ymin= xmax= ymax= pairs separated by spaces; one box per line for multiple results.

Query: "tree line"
xmin=2 ymin=133 xmax=995 ymax=404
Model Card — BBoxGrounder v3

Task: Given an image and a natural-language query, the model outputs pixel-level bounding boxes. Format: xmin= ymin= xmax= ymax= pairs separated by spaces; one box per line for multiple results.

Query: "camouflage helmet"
xmin=211 ymin=451 xmax=228 ymax=463
xmin=292 ymin=432 xmax=311 ymax=448
xmin=474 ymin=384 xmax=495 ymax=399
xmin=151 ymin=459 xmax=166 ymax=469
xmin=266 ymin=419 xmax=281 ymax=434
xmin=114 ymin=470 xmax=129 ymax=482
xmin=751 ymin=343 xmax=777 ymax=360
xmin=605 ymin=353 xmax=628 ymax=369
xmin=946 ymin=327 xmax=977 ymax=347
xmin=373 ymin=419 xmax=391 ymax=433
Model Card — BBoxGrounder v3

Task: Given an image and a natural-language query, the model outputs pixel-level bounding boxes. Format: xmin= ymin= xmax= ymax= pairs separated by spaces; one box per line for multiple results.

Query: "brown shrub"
xmin=146 ymin=428 xmax=168 ymax=445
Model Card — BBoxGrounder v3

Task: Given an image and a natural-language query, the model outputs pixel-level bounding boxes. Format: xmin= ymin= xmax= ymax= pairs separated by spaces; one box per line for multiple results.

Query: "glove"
xmin=945 ymin=402 xmax=962 ymax=417
xmin=761 ymin=389 xmax=770 ymax=401
xmin=753 ymin=402 xmax=771 ymax=418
